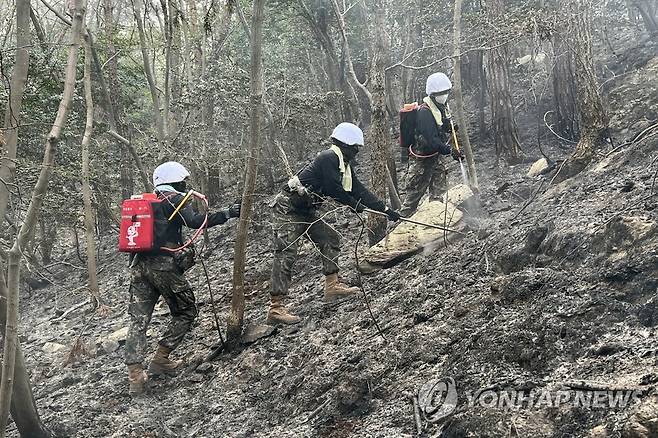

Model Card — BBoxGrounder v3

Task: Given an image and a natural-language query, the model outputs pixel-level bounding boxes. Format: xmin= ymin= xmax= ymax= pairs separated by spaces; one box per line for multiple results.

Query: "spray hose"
xmin=364 ymin=208 xmax=465 ymax=235
xmin=161 ymin=190 xmax=209 ymax=253
xmin=408 ymin=146 xmax=439 ymax=159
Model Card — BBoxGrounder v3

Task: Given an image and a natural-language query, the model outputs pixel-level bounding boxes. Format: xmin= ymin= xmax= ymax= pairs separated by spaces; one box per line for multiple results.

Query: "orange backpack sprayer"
xmin=118 ymin=190 xmax=209 ymax=253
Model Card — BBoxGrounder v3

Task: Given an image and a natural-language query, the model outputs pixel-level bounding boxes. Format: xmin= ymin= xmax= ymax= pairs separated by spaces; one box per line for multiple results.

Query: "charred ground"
xmin=8 ymin=44 xmax=658 ymax=438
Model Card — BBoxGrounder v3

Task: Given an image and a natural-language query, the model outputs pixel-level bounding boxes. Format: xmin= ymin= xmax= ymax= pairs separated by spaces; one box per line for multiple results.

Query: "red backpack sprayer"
xmin=118 ymin=190 xmax=209 ymax=254
xmin=118 ymin=189 xmax=227 ymax=351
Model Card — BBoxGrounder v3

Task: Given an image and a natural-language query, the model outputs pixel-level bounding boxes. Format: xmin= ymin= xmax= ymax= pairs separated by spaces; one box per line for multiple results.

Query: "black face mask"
xmin=171 ymin=181 xmax=187 ymax=193
xmin=340 ymin=145 xmax=359 ymax=162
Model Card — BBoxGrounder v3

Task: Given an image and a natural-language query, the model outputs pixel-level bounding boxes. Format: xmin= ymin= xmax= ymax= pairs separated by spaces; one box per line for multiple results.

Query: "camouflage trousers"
xmin=124 ymin=255 xmax=198 ymax=365
xmin=400 ymin=155 xmax=447 ymax=217
xmin=270 ymin=191 xmax=340 ymax=297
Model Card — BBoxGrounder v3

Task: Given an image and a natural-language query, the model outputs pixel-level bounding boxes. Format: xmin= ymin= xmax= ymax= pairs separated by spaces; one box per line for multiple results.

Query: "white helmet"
xmin=331 ymin=122 xmax=364 ymax=146
xmin=153 ymin=161 xmax=190 ymax=186
xmin=426 ymin=72 xmax=452 ymax=95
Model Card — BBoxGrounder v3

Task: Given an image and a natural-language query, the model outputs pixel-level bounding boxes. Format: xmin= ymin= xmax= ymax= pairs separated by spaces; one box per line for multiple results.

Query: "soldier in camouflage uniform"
xmin=124 ymin=255 xmax=197 ymax=367
xmin=267 ymin=123 xmax=400 ymax=325
xmin=400 ymin=72 xmax=463 ymax=218
xmin=125 ymin=161 xmax=240 ymax=395
xmin=270 ymin=190 xmax=342 ymax=301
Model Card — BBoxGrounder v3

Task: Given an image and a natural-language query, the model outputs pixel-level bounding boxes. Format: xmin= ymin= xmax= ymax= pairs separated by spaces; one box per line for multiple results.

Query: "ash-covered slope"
xmin=13 ymin=55 xmax=658 ymax=438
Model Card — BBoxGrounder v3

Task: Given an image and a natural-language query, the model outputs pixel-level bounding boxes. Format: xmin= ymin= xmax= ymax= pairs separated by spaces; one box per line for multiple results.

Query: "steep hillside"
xmin=9 ymin=54 xmax=658 ymax=438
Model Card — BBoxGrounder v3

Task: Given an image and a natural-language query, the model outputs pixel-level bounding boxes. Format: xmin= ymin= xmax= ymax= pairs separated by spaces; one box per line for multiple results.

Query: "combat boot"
xmin=324 ymin=273 xmax=360 ymax=302
xmin=267 ymin=296 xmax=301 ymax=325
xmin=127 ymin=363 xmax=147 ymax=395
xmin=148 ymin=345 xmax=182 ymax=376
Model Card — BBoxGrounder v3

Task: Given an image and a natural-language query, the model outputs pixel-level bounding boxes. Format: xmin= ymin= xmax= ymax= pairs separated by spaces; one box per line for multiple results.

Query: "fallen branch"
xmin=51 ymin=300 xmax=88 ymax=322
xmin=304 ymin=398 xmax=331 ymax=423
xmin=562 ymin=380 xmax=648 ymax=393
xmin=510 ymin=179 xmax=546 ymax=222
xmin=606 ymin=121 xmax=658 ymax=157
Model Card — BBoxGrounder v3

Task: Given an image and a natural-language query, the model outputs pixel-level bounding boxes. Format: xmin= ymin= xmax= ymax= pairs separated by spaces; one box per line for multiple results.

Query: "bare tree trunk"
xmin=367 ymin=0 xmax=388 ymax=245
xmin=103 ymin=0 xmax=133 ymax=199
xmin=0 ymin=2 xmax=51 ymax=435
xmin=0 ymin=268 xmax=51 ymax=438
xmin=559 ymin=0 xmax=609 ymax=181
xmin=0 ymin=0 xmax=30 ymax=226
xmin=296 ymin=1 xmax=357 ymax=123
xmin=487 ymin=0 xmax=522 ymax=164
xmin=81 ymin=39 xmax=100 ymax=306
xmin=331 ymin=0 xmax=371 ymax=122
xmin=476 ymin=49 xmax=487 ymax=140
xmin=0 ymin=0 xmax=86 ymax=433
xmin=552 ymin=33 xmax=579 ymax=141
xmin=227 ymin=0 xmax=266 ymax=345
xmin=166 ymin=0 xmax=183 ymax=137
xmin=77 ymin=32 xmax=150 ymax=191
xmin=29 ymin=6 xmax=48 ymax=52
xmin=386 ymin=162 xmax=401 ymax=209
xmin=132 ymin=0 xmax=167 ymax=146
xmin=453 ymin=0 xmax=479 ymax=191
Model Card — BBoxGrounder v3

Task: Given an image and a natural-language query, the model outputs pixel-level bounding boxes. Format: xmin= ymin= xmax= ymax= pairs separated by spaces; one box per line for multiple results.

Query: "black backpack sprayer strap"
xmin=160 ymin=190 xmax=209 ymax=253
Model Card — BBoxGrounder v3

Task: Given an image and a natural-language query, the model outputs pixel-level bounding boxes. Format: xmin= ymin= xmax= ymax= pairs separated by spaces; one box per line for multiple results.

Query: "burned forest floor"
xmin=7 ymin=44 xmax=658 ymax=437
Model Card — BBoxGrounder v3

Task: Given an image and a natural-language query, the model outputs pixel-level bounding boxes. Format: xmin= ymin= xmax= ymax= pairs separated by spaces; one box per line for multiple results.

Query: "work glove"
xmin=385 ymin=208 xmax=401 ymax=222
xmin=451 ymin=147 xmax=464 ymax=161
xmin=228 ymin=202 xmax=241 ymax=218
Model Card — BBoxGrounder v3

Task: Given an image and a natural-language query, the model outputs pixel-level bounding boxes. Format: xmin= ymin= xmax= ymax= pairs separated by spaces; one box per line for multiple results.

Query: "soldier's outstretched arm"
xmin=172 ymin=196 xmax=238 ymax=229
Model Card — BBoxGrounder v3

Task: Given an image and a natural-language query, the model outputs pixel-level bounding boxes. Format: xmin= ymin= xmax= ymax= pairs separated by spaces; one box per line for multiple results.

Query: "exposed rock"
xmin=101 ymin=339 xmax=120 ymax=354
xmin=443 ymin=183 xmax=475 ymax=207
xmin=527 ymin=158 xmax=550 ymax=177
xmin=195 ymin=363 xmax=214 ymax=374
xmin=188 ymin=374 xmax=205 ymax=383
xmin=335 ymin=376 xmax=372 ymax=416
xmin=524 ymin=226 xmax=549 ymax=253
xmin=107 ymin=327 xmax=129 ymax=344
xmin=360 ymin=198 xmax=464 ymax=270
xmin=241 ymin=324 xmax=276 ymax=344
xmin=589 ymin=342 xmax=627 ymax=357
xmin=589 ymin=425 xmax=608 ymax=437
xmin=600 ymin=216 xmax=656 ymax=254
xmin=42 ymin=342 xmax=67 ymax=355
